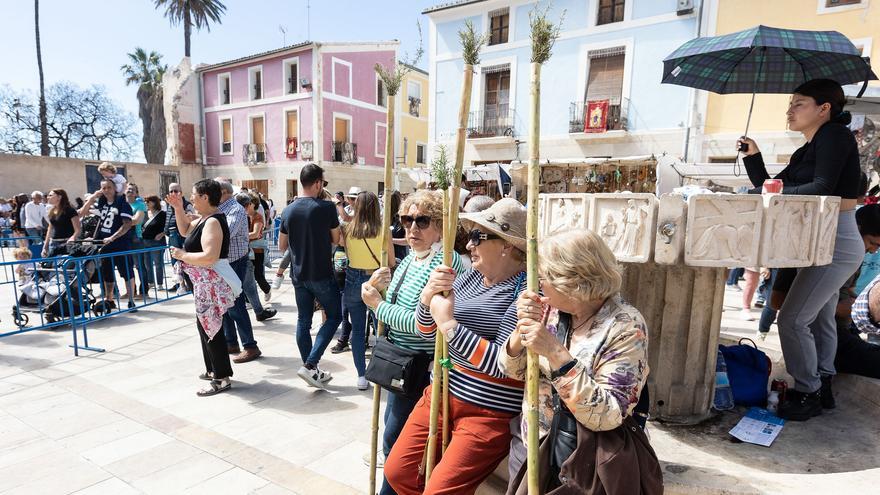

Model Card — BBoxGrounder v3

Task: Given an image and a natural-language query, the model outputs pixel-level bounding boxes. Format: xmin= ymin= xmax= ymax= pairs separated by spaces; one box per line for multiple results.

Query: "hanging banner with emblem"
xmin=584 ymin=100 xmax=609 ymax=133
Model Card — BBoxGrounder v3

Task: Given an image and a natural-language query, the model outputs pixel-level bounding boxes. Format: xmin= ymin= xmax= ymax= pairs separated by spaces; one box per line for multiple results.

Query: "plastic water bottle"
xmin=767 ymin=390 xmax=780 ymax=414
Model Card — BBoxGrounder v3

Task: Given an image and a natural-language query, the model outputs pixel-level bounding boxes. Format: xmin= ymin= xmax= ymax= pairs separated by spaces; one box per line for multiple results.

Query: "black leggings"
xmin=252 ymin=251 xmax=270 ymax=294
xmin=198 ymin=318 xmax=233 ymax=379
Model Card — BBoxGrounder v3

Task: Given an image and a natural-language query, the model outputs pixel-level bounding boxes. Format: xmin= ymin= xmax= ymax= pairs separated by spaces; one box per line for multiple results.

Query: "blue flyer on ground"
xmin=729 ymin=407 xmax=786 ymax=447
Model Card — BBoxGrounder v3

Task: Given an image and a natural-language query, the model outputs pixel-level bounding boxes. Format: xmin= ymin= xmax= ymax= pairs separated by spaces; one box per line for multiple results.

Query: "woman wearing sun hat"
xmin=384 ymin=198 xmax=528 ymax=495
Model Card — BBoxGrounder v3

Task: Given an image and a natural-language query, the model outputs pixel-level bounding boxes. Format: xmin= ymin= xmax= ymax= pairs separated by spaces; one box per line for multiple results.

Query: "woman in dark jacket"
xmin=737 ymin=78 xmax=863 ymax=421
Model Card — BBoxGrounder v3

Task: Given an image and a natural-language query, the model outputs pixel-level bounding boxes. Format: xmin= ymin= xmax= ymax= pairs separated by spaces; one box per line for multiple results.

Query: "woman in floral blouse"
xmin=499 ymin=228 xmax=649 ymax=480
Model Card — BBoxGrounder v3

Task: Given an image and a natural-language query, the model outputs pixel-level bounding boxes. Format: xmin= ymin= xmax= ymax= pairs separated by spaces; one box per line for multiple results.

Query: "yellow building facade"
xmin=397 ymin=63 xmax=430 ymax=168
xmin=700 ymin=0 xmax=879 ymax=162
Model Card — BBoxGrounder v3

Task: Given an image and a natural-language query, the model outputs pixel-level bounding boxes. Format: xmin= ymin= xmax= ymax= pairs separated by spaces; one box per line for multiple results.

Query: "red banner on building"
xmin=584 ymin=100 xmax=609 ymax=133
xmin=286 ymin=137 xmax=298 ymax=158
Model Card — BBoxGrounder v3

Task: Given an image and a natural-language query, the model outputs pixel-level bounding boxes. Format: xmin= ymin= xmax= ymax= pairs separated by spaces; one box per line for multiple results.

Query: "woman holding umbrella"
xmin=737 ymin=78 xmax=863 ymax=421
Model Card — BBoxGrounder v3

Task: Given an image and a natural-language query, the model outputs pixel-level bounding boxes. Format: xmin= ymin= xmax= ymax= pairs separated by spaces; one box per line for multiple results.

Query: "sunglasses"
xmin=468 ymin=228 xmax=501 ymax=246
xmin=401 ymin=215 xmax=431 ymax=230
xmin=321 ymin=180 xmax=328 ymax=187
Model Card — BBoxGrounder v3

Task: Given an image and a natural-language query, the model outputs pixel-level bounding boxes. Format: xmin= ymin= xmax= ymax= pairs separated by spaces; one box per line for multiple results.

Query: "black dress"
xmin=185 ymin=213 xmax=233 ymax=379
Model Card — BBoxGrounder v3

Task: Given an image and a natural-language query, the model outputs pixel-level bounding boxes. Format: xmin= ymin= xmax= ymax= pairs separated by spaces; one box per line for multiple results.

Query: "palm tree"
xmin=121 ymin=48 xmax=168 ymax=163
xmin=35 ymin=0 xmax=49 ymax=155
xmin=154 ymin=0 xmax=226 ymax=58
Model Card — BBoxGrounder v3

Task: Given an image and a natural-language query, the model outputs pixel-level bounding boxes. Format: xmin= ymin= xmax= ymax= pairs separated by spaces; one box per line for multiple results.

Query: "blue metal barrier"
xmin=1 ymin=243 xmax=190 ymax=356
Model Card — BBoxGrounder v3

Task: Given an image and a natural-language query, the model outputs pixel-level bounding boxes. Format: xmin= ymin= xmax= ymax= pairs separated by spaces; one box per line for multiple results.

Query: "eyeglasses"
xmin=468 ymin=228 xmax=501 ymax=246
xmin=321 ymin=180 xmax=328 ymax=188
xmin=169 ymin=190 xmax=181 ymax=194
xmin=401 ymin=215 xmax=431 ymax=230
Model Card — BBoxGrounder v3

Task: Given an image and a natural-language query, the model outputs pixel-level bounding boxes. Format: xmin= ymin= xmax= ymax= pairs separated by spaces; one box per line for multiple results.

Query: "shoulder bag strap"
xmin=388 ymin=257 xmax=414 ymax=305
xmin=363 ymin=238 xmax=381 ymax=267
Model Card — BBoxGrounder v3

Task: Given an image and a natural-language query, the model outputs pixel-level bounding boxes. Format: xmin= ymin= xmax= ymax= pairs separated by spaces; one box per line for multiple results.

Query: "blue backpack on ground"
xmin=718 ymin=338 xmax=771 ymax=407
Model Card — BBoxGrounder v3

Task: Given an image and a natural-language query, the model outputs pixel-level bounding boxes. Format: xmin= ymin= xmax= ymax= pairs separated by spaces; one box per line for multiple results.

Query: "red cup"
xmin=763 ymin=179 xmax=783 ymax=194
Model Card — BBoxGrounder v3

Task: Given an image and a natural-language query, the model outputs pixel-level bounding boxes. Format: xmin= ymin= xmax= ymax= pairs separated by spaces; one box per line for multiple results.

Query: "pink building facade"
xmin=197 ymin=41 xmax=400 ymax=200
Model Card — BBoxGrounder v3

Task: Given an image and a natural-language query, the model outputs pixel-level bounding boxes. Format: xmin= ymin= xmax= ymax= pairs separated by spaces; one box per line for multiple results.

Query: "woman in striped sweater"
xmin=360 ymin=190 xmax=463 ymax=495
xmin=384 ymin=198 xmax=528 ymax=495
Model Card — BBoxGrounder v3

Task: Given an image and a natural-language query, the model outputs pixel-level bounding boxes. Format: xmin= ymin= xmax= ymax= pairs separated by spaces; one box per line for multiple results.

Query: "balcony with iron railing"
xmin=569 ymin=98 xmax=629 ymax=134
xmin=330 ymin=141 xmax=357 ymax=164
xmin=467 ymin=109 xmax=517 ymax=139
xmin=242 ymin=143 xmax=267 ymax=165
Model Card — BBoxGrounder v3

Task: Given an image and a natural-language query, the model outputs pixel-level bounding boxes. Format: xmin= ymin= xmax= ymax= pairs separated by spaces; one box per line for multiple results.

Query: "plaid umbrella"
xmin=662 ymin=25 xmax=877 ymax=95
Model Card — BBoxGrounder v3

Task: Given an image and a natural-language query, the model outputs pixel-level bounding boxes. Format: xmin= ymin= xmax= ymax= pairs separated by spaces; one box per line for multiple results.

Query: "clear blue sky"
xmin=1 ymin=0 xmax=436 ymax=119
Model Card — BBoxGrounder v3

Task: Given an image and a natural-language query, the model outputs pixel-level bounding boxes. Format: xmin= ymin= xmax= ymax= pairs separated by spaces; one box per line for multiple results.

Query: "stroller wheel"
xmin=13 ymin=312 xmax=28 ymax=328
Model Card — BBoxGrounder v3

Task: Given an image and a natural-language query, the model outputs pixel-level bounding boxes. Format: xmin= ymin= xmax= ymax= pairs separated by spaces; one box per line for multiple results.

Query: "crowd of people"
xmin=5 ymin=76 xmax=879 ymax=493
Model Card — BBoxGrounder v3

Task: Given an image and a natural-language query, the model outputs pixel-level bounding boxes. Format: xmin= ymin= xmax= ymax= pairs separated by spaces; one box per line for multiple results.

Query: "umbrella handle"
xmin=857 ymin=58 xmax=871 ymax=98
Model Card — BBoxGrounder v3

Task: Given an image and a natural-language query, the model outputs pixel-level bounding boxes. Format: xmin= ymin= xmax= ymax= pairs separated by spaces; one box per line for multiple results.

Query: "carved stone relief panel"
xmin=813 ymin=196 xmax=841 ymax=266
xmin=590 ymin=193 xmax=657 ymax=263
xmin=685 ymin=194 xmax=763 ymax=267
xmin=654 ymin=194 xmax=688 ymax=265
xmin=758 ymin=195 xmax=820 ymax=268
xmin=541 ymin=194 xmax=592 ymax=237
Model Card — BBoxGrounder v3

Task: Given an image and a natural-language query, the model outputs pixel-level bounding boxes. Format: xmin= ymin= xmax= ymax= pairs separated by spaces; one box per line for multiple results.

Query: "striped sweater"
xmin=375 ymin=250 xmax=463 ymax=353
xmin=416 ymin=269 xmax=526 ymax=413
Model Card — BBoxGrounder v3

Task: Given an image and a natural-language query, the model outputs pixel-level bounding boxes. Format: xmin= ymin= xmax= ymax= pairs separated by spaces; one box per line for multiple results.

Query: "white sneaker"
xmin=263 ymin=290 xmax=272 ymax=302
xmin=740 ymin=309 xmax=756 ymax=321
xmin=362 ymin=450 xmax=385 ymax=468
xmin=755 ymin=330 xmax=768 ymax=341
xmin=297 ymin=366 xmax=332 ymax=388
xmin=357 ymin=376 xmax=369 ymax=391
xmin=176 ymin=286 xmax=188 ymax=297
xmin=271 ymin=275 xmax=284 ymax=289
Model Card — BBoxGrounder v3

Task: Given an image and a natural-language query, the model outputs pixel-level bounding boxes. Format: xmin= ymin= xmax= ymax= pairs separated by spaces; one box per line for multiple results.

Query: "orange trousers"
xmin=384 ymin=384 xmax=515 ymax=495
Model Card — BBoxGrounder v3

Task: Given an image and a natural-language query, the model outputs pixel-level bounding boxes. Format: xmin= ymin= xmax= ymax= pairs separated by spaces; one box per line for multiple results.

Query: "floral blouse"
xmin=498 ymin=294 xmax=649 ymax=437
xmin=176 ymin=261 xmax=236 ymax=341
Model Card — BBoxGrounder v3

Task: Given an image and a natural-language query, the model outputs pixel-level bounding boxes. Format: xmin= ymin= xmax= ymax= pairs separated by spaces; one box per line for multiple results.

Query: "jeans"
xmin=142 ymin=238 xmax=166 ymax=287
xmin=253 ymin=251 xmax=270 ymax=293
xmin=726 ymin=267 xmax=744 ymax=286
xmin=381 ymin=389 xmax=422 ymax=495
xmin=243 ymin=258 xmax=265 ymax=314
xmin=131 ymin=237 xmax=149 ymax=294
xmin=293 ymin=277 xmax=342 ymax=367
xmin=222 ymin=257 xmax=257 ymax=349
xmin=25 ymin=227 xmax=44 ymax=240
xmin=343 ymin=268 xmax=372 ymax=376
xmin=758 ymin=269 xmax=778 ymax=333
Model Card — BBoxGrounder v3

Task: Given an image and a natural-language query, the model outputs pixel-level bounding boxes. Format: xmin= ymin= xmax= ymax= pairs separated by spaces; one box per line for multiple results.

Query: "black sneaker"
xmin=167 ymin=283 xmax=180 ymax=292
xmin=820 ymin=375 xmax=835 ymax=409
xmin=330 ymin=341 xmax=350 ymax=354
xmin=256 ymin=308 xmax=277 ymax=322
xmin=777 ymin=389 xmax=822 ymax=421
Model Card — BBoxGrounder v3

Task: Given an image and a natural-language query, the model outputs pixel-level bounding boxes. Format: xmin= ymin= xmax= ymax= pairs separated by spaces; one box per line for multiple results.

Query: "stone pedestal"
xmin=621 ymin=262 xmax=726 ymax=423
xmin=539 ymin=192 xmax=838 ymax=423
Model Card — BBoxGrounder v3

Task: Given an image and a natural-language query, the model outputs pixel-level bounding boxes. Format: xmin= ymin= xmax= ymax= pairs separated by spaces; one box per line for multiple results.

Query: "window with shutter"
xmin=585 ymin=49 xmax=625 ymax=130
xmin=416 ymin=144 xmax=426 ymax=164
xmin=377 ymin=79 xmax=387 ymax=107
xmin=597 ymin=0 xmax=625 ymax=25
xmin=221 ymin=118 xmax=232 ymax=154
xmin=489 ymin=8 xmax=509 ymax=45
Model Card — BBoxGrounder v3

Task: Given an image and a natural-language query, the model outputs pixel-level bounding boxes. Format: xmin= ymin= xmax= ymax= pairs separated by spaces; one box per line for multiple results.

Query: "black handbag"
xmin=364 ymin=257 xmax=431 ymax=399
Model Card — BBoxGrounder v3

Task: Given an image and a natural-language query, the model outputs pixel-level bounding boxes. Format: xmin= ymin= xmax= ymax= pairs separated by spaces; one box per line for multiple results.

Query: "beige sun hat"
xmin=459 ymin=198 xmax=527 ymax=251
xmin=345 ymin=186 xmax=363 ymax=198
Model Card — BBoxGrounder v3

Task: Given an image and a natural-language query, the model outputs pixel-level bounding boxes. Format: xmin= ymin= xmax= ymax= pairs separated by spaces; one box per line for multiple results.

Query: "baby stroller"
xmin=11 ymin=255 xmax=97 ymax=328
xmin=66 ymin=241 xmax=116 ymax=315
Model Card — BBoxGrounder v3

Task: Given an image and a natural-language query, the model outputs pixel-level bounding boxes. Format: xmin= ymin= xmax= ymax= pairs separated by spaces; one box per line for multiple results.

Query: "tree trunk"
xmin=34 ymin=0 xmax=49 ymax=156
xmin=137 ymin=86 xmax=153 ymax=162
xmin=184 ymin=1 xmax=192 ymax=57
xmin=147 ymin=88 xmax=167 ymax=164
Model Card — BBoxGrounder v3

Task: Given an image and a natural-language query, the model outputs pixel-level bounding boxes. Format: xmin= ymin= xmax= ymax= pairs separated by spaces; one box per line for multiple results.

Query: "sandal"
xmin=196 ymin=378 xmax=231 ymax=397
xmin=198 ymin=372 xmax=214 ymax=381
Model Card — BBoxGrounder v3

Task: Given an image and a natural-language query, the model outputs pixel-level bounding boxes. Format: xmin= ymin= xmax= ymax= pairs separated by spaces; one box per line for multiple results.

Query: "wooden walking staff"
xmin=369 ymin=39 xmax=421 ymax=492
xmin=526 ymin=8 xmax=563 ymax=494
xmin=424 ymin=19 xmax=487 ymax=481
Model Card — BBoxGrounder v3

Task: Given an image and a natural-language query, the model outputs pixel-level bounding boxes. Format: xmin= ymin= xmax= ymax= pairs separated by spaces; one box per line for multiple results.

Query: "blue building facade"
xmin=425 ymin=0 xmax=708 ymax=165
